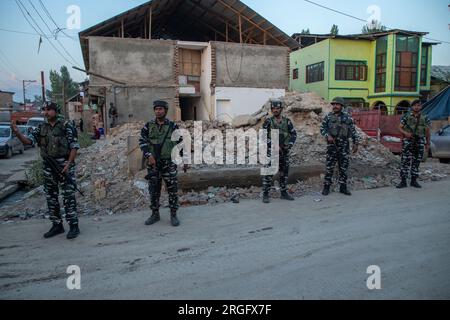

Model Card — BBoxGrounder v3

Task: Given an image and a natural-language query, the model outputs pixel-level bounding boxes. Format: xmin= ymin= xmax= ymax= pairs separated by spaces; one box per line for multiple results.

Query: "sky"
xmin=0 ymin=0 xmax=448 ymax=102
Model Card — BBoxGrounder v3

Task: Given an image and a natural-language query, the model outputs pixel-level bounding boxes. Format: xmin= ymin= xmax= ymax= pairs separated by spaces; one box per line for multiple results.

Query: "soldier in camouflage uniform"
xmin=320 ymin=97 xmax=359 ymax=196
xmin=397 ymin=99 xmax=431 ymax=189
xmin=12 ymin=102 xmax=81 ymax=239
xmin=262 ymin=99 xmax=297 ymax=203
xmin=139 ymin=100 xmax=186 ymax=227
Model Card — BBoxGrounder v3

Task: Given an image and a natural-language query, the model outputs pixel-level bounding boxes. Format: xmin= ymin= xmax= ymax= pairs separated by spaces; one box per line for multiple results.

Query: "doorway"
xmin=179 ymin=97 xmax=200 ymax=121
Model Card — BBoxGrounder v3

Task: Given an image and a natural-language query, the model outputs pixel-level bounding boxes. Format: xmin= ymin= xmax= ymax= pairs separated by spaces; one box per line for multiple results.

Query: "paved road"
xmin=0 ymin=147 xmax=38 ymax=185
xmin=0 ymin=179 xmax=449 ymax=299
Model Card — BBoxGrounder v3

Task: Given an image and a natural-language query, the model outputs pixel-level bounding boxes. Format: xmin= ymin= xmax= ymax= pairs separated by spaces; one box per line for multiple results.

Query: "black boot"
xmin=67 ymin=223 xmax=80 ymax=240
xmin=44 ymin=222 xmax=65 ymax=238
xmin=280 ymin=191 xmax=295 ymax=201
xmin=145 ymin=211 xmax=160 ymax=225
xmin=410 ymin=178 xmax=422 ymax=189
xmin=322 ymin=185 xmax=330 ymax=196
xmin=262 ymin=193 xmax=270 ymax=204
xmin=396 ymin=179 xmax=407 ymax=189
xmin=170 ymin=210 xmax=180 ymax=227
xmin=339 ymin=185 xmax=352 ymax=196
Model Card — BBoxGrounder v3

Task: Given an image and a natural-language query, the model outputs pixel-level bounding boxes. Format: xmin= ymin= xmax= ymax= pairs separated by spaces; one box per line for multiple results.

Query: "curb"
xmin=0 ymin=184 xmax=20 ymax=202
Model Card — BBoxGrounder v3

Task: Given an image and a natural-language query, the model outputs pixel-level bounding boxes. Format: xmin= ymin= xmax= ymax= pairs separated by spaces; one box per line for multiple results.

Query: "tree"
xmin=330 ymin=25 xmax=339 ymax=35
xmin=46 ymin=66 xmax=79 ymax=108
xmin=300 ymin=28 xmax=310 ymax=35
xmin=33 ymin=95 xmax=44 ymax=106
xmin=362 ymin=20 xmax=387 ymax=34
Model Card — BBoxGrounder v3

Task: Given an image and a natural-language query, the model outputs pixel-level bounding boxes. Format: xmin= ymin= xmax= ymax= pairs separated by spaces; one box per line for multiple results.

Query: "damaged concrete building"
xmin=79 ymin=0 xmax=298 ymax=128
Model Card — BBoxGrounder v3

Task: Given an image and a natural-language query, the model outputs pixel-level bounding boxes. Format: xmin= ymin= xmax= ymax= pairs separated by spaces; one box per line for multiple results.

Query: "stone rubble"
xmin=1 ymin=91 xmax=449 ymax=221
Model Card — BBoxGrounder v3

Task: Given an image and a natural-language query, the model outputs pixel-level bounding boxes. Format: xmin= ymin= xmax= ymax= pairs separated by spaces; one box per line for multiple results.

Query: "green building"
xmin=290 ymin=30 xmax=438 ymax=114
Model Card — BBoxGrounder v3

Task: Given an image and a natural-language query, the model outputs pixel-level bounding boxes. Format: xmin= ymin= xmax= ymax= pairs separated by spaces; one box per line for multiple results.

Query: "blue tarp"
xmin=422 ymin=86 xmax=450 ymax=120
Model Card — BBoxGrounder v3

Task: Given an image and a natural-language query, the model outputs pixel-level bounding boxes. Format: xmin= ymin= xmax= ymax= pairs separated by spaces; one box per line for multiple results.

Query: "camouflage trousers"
xmin=262 ymin=150 xmax=290 ymax=194
xmin=147 ymin=159 xmax=179 ymax=211
xmin=42 ymin=159 xmax=78 ymax=225
xmin=324 ymin=141 xmax=350 ymax=187
xmin=400 ymin=138 xmax=425 ymax=180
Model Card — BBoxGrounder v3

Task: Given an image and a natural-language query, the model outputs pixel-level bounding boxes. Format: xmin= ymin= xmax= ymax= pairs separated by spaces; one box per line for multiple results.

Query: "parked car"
xmin=430 ymin=125 xmax=450 ymax=163
xmin=26 ymin=117 xmax=46 ymax=130
xmin=0 ymin=125 xmax=25 ymax=158
xmin=17 ymin=125 xmax=35 ymax=149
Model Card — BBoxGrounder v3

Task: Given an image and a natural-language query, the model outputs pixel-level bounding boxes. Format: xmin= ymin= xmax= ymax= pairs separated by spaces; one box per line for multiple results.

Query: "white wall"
xmin=198 ymin=45 xmax=212 ymax=121
xmin=214 ymin=87 xmax=285 ymax=121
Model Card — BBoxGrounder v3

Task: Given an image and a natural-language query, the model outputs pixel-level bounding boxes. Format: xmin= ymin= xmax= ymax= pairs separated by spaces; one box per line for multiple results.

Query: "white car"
xmin=27 ymin=117 xmax=46 ymax=130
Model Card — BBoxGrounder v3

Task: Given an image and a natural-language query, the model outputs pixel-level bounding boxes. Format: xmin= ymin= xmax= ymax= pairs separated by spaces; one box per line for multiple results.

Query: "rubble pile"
xmin=69 ymin=120 xmax=241 ymax=215
xmin=235 ymin=91 xmax=399 ymax=167
xmin=1 ymin=91 xmax=449 ymax=221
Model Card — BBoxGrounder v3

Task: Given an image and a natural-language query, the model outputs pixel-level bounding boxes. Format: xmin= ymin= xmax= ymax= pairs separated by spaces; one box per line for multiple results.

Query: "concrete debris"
xmin=232 ymin=115 xmax=257 ymax=128
xmin=1 ymin=91 xmax=450 ymax=220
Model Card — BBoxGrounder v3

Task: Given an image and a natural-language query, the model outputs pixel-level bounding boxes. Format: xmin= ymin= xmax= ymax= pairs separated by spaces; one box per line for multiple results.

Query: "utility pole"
xmin=62 ymin=79 xmax=68 ymax=120
xmin=41 ymin=71 xmax=46 ymax=103
xmin=22 ymin=80 xmax=37 ymax=108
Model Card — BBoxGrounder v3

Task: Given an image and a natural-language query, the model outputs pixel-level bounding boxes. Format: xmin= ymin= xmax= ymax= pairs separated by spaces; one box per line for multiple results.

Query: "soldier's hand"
xmin=404 ymin=132 xmax=413 ymax=139
xmin=327 ymin=136 xmax=335 ymax=144
xmin=352 ymin=144 xmax=359 ymax=154
xmin=61 ymin=163 xmax=71 ymax=174
xmin=147 ymin=155 xmax=156 ymax=167
xmin=10 ymin=121 xmax=18 ymax=134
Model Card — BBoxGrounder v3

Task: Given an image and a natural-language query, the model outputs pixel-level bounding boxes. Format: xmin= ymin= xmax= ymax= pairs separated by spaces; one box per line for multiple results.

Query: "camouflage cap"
xmin=42 ymin=101 xmax=60 ymax=112
xmin=153 ymin=100 xmax=169 ymax=109
xmin=271 ymin=99 xmax=283 ymax=109
xmin=331 ymin=97 xmax=346 ymax=107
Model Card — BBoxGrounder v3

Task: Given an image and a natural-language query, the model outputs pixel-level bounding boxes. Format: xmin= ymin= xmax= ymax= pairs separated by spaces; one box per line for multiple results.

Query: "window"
xmin=395 ymin=35 xmax=420 ymax=92
xmin=293 ymin=68 xmax=299 ymax=80
xmin=420 ymin=46 xmax=428 ymax=86
xmin=179 ymin=49 xmax=201 ymax=76
xmin=375 ymin=36 xmax=388 ymax=93
xmin=335 ymin=60 xmax=367 ymax=81
xmin=306 ymin=62 xmax=324 ymax=83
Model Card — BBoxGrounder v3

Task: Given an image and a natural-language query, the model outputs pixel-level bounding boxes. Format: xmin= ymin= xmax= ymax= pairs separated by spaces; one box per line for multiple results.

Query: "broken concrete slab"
xmin=232 ymin=115 xmax=257 ymax=128
xmin=127 ymin=136 xmax=145 ymax=176
xmin=0 ymin=184 xmax=20 ymax=202
xmin=178 ymin=164 xmax=323 ymax=191
xmin=5 ymin=171 xmax=27 ymax=184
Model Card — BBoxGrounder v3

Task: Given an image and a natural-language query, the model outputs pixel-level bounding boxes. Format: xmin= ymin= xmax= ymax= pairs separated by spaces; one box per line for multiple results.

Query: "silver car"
xmin=0 ymin=126 xmax=25 ymax=158
xmin=430 ymin=125 xmax=450 ymax=164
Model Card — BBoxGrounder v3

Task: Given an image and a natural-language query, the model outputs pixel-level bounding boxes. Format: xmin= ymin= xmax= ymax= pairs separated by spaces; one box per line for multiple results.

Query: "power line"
xmin=15 ymin=0 xmax=72 ymax=64
xmin=27 ymin=0 xmax=54 ymax=35
xmin=303 ymin=0 xmax=450 ymax=44
xmin=15 ymin=0 xmax=80 ymax=66
xmin=0 ymin=61 xmax=16 ymax=77
xmin=304 ymin=0 xmax=367 ymax=23
xmin=0 ymin=49 xmax=24 ymax=77
xmin=15 ymin=0 xmax=44 ymax=38
xmin=0 ymin=26 xmax=75 ymax=39
xmin=27 ymin=0 xmax=81 ymax=66
xmin=38 ymin=0 xmax=76 ymax=40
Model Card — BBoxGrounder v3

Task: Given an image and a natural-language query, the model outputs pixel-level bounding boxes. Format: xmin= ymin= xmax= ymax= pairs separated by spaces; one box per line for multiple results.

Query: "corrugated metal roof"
xmin=292 ymin=29 xmax=431 ymax=48
xmin=79 ymin=0 xmax=299 ymax=70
